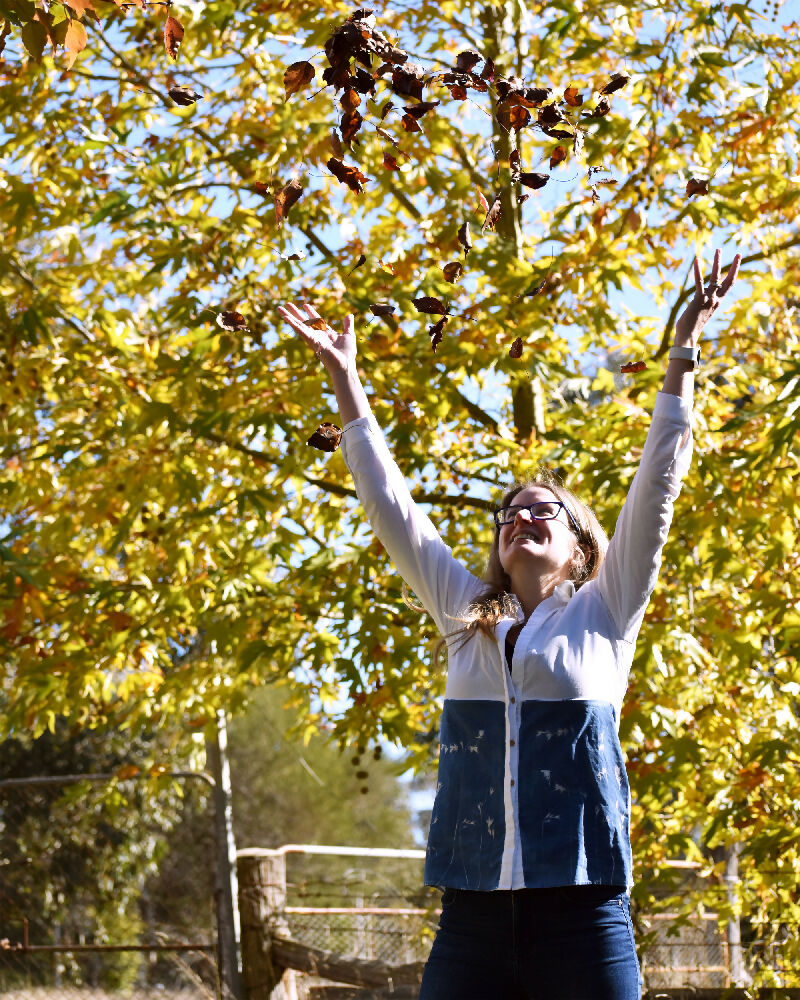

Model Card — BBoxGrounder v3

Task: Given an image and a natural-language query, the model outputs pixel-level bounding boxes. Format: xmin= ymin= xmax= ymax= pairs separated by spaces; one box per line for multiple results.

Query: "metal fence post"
xmin=207 ymin=710 xmax=244 ymax=1000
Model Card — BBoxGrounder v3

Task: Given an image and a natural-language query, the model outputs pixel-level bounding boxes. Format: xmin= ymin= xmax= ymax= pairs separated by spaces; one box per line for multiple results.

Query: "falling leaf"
xmin=275 ymin=179 xmax=303 ymax=226
xmin=330 ymin=129 xmax=344 ymax=158
xmin=588 ymin=97 xmax=612 ymax=118
xmin=377 ymin=260 xmax=396 ymax=274
xmin=64 ymin=20 xmax=87 ymax=69
xmin=449 ymin=84 xmax=467 ymax=100
xmin=620 ymin=360 xmax=647 ymax=373
xmin=284 ymin=61 xmax=316 ymax=98
xmin=509 ymin=148 xmax=521 ymax=181
xmin=402 ymin=100 xmax=440 ymax=119
xmin=348 ymin=253 xmax=367 ymax=275
xmin=497 ymin=102 xmax=531 ymax=131
xmin=519 ymin=172 xmax=549 ymax=190
xmin=538 ymin=104 xmax=565 ymax=126
xmin=164 ymin=15 xmax=184 ymax=60
xmin=442 ymin=261 xmax=463 ymax=283
xmin=482 ymin=195 xmax=502 ymax=232
xmin=401 ymin=113 xmax=422 ymax=133
xmin=686 ymin=177 xmax=709 ymax=197
xmin=340 ymin=87 xmax=361 ymax=110
xmin=456 ymin=49 xmax=481 ymax=72
xmin=383 ymin=151 xmax=399 ymax=170
xmin=340 ymin=109 xmax=363 ymax=143
xmin=509 ymin=337 xmax=523 ymax=358
xmin=168 ymin=86 xmax=202 ymax=106
xmin=217 ymin=311 xmax=248 ymax=332
xmin=480 ymin=58 xmax=495 ymax=82
xmin=370 ymin=302 xmax=395 ymax=316
xmin=602 ymin=73 xmax=629 ymax=95
xmin=458 ymin=221 xmax=472 ymax=256
xmin=550 ymin=145 xmax=567 ymax=169
xmin=327 ymin=157 xmax=368 ymax=194
xmin=475 ymin=187 xmax=490 ymax=213
xmin=308 ymin=422 xmax=343 ymax=452
xmin=573 ymin=131 xmax=585 ymax=160
xmin=391 ymin=63 xmax=425 ymax=101
xmin=519 ymin=277 xmax=548 ymax=298
xmin=429 ymin=317 xmax=447 ymax=352
xmin=563 ymin=86 xmax=584 ymax=107
xmin=413 ymin=296 xmax=449 ymax=315
xmin=253 ymin=182 xmax=270 ymax=196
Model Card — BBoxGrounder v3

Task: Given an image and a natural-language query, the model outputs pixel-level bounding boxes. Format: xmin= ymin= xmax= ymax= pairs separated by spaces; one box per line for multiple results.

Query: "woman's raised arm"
xmin=277 ymin=302 xmax=370 ymax=426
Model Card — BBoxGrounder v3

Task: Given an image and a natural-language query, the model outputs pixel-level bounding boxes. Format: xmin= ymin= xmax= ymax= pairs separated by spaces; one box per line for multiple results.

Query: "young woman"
xmin=278 ymin=249 xmax=741 ymax=1000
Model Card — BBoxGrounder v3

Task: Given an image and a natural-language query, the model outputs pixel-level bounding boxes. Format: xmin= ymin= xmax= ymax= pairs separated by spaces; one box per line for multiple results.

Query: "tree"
xmin=1 ymin=0 xmax=798 ymax=983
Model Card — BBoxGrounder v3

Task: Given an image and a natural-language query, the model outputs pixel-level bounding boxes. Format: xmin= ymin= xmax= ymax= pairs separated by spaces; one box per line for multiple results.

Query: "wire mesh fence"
xmin=0 ymin=773 xmax=222 ymax=1000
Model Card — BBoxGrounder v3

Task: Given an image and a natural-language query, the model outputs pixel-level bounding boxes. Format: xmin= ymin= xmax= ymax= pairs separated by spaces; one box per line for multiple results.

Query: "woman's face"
xmin=497 ymin=485 xmax=581 ymax=584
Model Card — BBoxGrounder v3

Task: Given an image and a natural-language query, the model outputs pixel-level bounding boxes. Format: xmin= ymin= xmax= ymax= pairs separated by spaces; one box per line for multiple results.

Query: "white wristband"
xmin=668 ymin=345 xmax=701 ymax=369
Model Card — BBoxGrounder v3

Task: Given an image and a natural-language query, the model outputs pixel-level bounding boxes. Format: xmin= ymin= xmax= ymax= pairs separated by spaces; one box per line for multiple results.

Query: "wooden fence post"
xmin=238 ymin=850 xmax=296 ymax=1000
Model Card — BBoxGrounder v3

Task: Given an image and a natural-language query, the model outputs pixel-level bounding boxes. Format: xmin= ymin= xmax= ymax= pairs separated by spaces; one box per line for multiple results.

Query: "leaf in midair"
xmin=413 ymin=296 xmax=449 ymax=315
xmin=497 ymin=102 xmax=531 ymax=131
xmin=587 ymin=97 xmax=612 ymax=118
xmin=383 ymin=151 xmax=399 ymax=170
xmin=369 ymin=302 xmax=395 ymax=316
xmin=376 ymin=126 xmax=399 ymax=147
xmin=217 ymin=311 xmax=248 ymax=332
xmin=686 ymin=177 xmax=709 ymax=198
xmin=307 ymin=422 xmax=343 ymax=453
xmin=602 ymin=73 xmax=629 ymax=95
xmin=340 ymin=109 xmax=363 ymax=143
xmin=456 ymin=49 xmax=481 ymax=72
xmin=520 ymin=277 xmax=548 ymax=298
xmin=64 ymin=20 xmax=87 ymax=69
xmin=519 ymin=172 xmax=549 ymax=190
xmin=563 ymin=86 xmax=584 ymax=107
xmin=390 ymin=63 xmax=425 ymax=101
xmin=480 ymin=57 xmax=495 ymax=82
xmin=481 ymin=195 xmax=502 ymax=232
xmin=164 ymin=15 xmax=184 ymax=60
xmin=348 ymin=253 xmax=367 ymax=275
xmin=402 ymin=100 xmax=440 ymax=119
xmin=284 ymin=61 xmax=316 ymax=99
xmin=550 ymin=145 xmax=567 ymax=169
xmin=253 ymin=182 xmax=270 ymax=196
xmin=538 ymin=104 xmax=565 ymax=127
xmin=449 ymin=83 xmax=467 ymax=100
xmin=457 ymin=221 xmax=472 ymax=256
xmin=620 ymin=360 xmax=647 ymax=373
xmin=275 ymin=179 xmax=303 ymax=226
xmin=168 ymin=86 xmax=203 ymax=106
xmin=442 ymin=262 xmax=463 ymax=283
xmin=509 ymin=337 xmax=523 ymax=358
xmin=330 ymin=129 xmax=344 ymax=158
xmin=475 ymin=187 xmax=490 ymax=213
xmin=429 ymin=317 xmax=447 ymax=353
xmin=340 ymin=87 xmax=361 ymax=110
xmin=401 ymin=113 xmax=421 ymax=133
xmin=510 ymin=148 xmax=521 ymax=182
xmin=327 ymin=157 xmax=368 ymax=194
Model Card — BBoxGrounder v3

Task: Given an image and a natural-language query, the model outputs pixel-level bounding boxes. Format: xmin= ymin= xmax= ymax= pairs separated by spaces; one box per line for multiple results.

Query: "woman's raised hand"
xmin=277 ymin=302 xmax=356 ymax=373
xmin=675 ymin=248 xmax=742 ymax=345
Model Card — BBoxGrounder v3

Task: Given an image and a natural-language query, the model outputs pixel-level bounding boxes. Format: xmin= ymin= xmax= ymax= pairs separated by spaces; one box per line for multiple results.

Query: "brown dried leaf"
xmin=340 ymin=87 xmax=361 ymax=110
xmin=330 ymin=129 xmax=344 ymax=158
xmin=284 ymin=61 xmax=315 ymax=99
xmin=563 ymin=86 xmax=584 ymax=107
xmin=601 ymin=73 xmax=629 ymax=95
xmin=482 ymin=196 xmax=502 ymax=232
xmin=443 ymin=261 xmax=463 ymax=283
xmin=168 ymin=86 xmax=202 ymax=106
xmin=375 ymin=126 xmax=399 ymax=147
xmin=429 ymin=317 xmax=447 ymax=353
xmin=413 ymin=296 xmax=449 ymax=315
xmin=509 ymin=337 xmax=523 ymax=358
xmin=519 ymin=172 xmax=549 ymax=190
xmin=588 ymin=97 xmax=612 ymax=118
xmin=275 ymin=179 xmax=303 ymax=226
xmin=308 ymin=317 xmax=328 ymax=330
xmin=340 ymin=109 xmax=363 ymax=143
xmin=164 ymin=15 xmax=184 ymax=60
xmin=537 ymin=104 xmax=565 ymax=126
xmin=620 ymin=360 xmax=647 ymax=373
xmin=370 ymin=302 xmax=395 ymax=316
xmin=348 ymin=253 xmax=367 ymax=275
xmin=509 ymin=148 xmax=521 ymax=182
xmin=216 ymin=311 xmax=248 ymax=332
xmin=550 ymin=145 xmax=567 ymax=169
xmin=480 ymin=58 xmax=495 ymax=82
xmin=383 ymin=151 xmax=399 ymax=170
xmin=253 ymin=182 xmax=270 ymax=196
xmin=686 ymin=177 xmax=709 ymax=197
xmin=327 ymin=157 xmax=368 ymax=194
xmin=307 ymin=422 xmax=343 ymax=453
xmin=402 ymin=100 xmax=440 ymax=119
xmin=520 ymin=278 xmax=548 ymax=298
xmin=449 ymin=84 xmax=467 ymax=100
xmin=456 ymin=49 xmax=482 ymax=72
xmin=457 ymin=221 xmax=472 ymax=257
xmin=401 ymin=113 xmax=421 ymax=133
xmin=497 ymin=102 xmax=530 ymax=131
xmin=391 ymin=63 xmax=425 ymax=101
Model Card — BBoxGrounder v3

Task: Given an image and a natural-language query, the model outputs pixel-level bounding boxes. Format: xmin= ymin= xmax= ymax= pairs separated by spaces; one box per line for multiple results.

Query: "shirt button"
xmin=510 ymin=739 xmax=516 ymax=746
xmin=510 ymin=779 xmax=515 ymax=786
xmin=510 ymin=696 xmax=516 ymax=704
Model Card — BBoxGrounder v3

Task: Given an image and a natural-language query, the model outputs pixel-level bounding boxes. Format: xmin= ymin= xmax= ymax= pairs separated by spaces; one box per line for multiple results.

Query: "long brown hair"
xmin=431 ymin=471 xmax=609 ymax=661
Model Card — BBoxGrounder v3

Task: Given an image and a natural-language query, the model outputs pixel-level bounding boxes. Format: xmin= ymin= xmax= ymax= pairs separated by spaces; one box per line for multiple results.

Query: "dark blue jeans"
xmin=418 ymin=885 xmax=641 ymax=1000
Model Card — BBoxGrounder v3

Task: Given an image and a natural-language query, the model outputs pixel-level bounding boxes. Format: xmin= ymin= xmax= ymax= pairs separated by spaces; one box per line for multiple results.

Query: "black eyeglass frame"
xmin=493 ymin=500 xmax=582 ymax=538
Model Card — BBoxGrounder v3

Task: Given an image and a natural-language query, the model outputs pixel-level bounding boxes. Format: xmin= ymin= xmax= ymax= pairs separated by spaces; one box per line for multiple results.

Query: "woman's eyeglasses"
xmin=493 ymin=500 xmax=581 ymax=538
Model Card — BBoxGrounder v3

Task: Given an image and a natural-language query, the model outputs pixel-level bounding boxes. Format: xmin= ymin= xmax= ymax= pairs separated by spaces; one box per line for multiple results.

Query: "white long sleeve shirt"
xmin=341 ymin=392 xmax=693 ymax=890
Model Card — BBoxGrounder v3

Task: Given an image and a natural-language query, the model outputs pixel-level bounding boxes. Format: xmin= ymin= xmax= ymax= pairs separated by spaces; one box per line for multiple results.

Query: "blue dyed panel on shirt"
xmin=424 ymin=700 xmax=506 ymax=891
xmin=518 ymin=700 xmax=631 ymax=887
